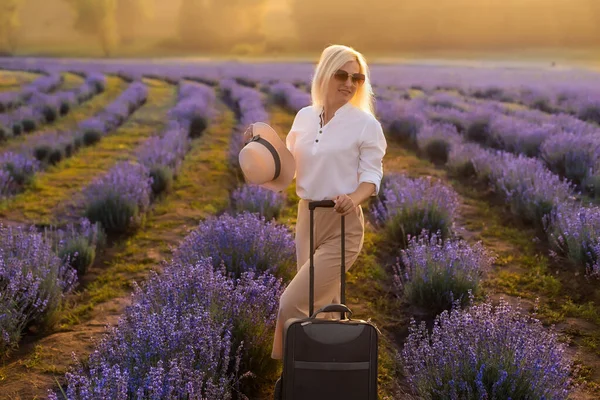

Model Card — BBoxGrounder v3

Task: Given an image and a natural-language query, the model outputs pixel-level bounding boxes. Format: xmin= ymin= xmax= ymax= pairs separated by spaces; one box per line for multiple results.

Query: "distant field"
xmin=1 ymin=58 xmax=600 ymax=400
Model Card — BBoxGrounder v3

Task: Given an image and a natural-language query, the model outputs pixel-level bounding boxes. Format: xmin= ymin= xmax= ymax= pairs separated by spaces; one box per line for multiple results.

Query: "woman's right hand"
xmin=243 ymin=124 xmax=254 ymax=144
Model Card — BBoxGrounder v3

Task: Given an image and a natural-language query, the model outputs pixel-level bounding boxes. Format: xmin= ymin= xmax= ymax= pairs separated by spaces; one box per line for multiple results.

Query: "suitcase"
xmin=274 ymin=199 xmax=380 ymax=400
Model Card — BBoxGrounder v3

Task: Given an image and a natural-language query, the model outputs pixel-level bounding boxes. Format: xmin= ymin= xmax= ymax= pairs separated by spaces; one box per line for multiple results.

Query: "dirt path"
xmin=0 ymin=101 xmax=237 ymax=399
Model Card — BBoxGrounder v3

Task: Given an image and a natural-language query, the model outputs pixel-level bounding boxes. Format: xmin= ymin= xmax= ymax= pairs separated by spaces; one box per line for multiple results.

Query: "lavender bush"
xmin=393 ymin=233 xmax=494 ymax=315
xmin=371 ymin=173 xmax=459 ymax=249
xmin=0 ymin=152 xmax=40 ymax=196
xmin=401 ymin=298 xmax=573 ymax=399
xmin=0 ymin=224 xmax=78 ymax=357
xmin=49 ymin=258 xmax=284 ymax=400
xmin=222 ymin=78 xmax=269 ymax=173
xmin=446 ymin=141 xmax=489 ymax=179
xmin=478 ymin=151 xmax=574 ymax=227
xmin=544 ymin=203 xmax=600 ymax=277
xmin=136 ymin=123 xmax=189 ymax=194
xmin=540 ymin=132 xmax=600 ymax=186
xmin=230 ymin=184 xmax=286 ymax=221
xmin=82 ymin=161 xmax=153 ymax=234
xmin=268 ymin=81 xmax=311 ymax=112
xmin=172 ymin=211 xmax=295 ymax=280
xmin=168 ymin=81 xmax=217 ymax=138
xmin=136 ymin=81 xmax=216 ymax=194
xmin=416 ymin=122 xmax=462 ymax=165
xmin=44 ymin=219 xmax=106 ymax=276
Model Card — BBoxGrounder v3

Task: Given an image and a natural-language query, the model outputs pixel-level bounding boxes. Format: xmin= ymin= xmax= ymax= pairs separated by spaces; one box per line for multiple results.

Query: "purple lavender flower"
xmin=416 ymin=122 xmax=463 ymax=165
xmin=0 ymin=224 xmax=77 ymax=357
xmin=0 ymin=73 xmax=62 ymax=113
xmin=0 ymin=151 xmax=40 ymax=190
xmin=82 ymin=161 xmax=153 ymax=234
xmin=479 ymin=151 xmax=574 ymax=226
xmin=269 ymin=81 xmax=311 ymax=112
xmin=401 ymin=297 xmax=573 ymax=399
xmin=223 ymin=78 xmax=269 ymax=171
xmin=230 ymin=184 xmax=286 ymax=221
xmin=540 ymin=132 xmax=600 ymax=186
xmin=168 ymin=81 xmax=217 ymax=138
xmin=44 ymin=218 xmax=106 ymax=276
xmin=172 ymin=211 xmax=296 ymax=280
xmin=393 ymin=233 xmax=494 ymax=315
xmin=447 ymin=141 xmax=489 ymax=178
xmin=544 ymin=202 xmax=600 ymax=277
xmin=371 ymin=173 xmax=459 ymax=248
xmin=48 ymin=257 xmax=284 ymax=400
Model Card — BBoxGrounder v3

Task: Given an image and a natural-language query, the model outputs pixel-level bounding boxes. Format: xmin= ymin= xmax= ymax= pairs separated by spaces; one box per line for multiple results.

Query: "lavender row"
xmin=401 ymin=296 xmax=573 ymax=399
xmin=379 ymin=94 xmax=600 ymax=196
xmin=367 ymin=173 xmax=573 ymax=396
xmin=49 ymin=212 xmax=295 ymax=399
xmin=369 ymin=172 xmax=494 ymax=314
xmin=0 ymin=224 xmax=76 ymax=357
xmin=392 ymin=110 xmax=600 ymax=277
xmin=0 ymin=73 xmax=106 ymax=142
xmin=0 ymin=72 xmax=63 ymax=113
xmin=463 ymin=83 xmax=600 ymax=125
xmin=0 ymin=81 xmax=148 ymax=199
xmin=81 ymin=81 xmax=217 ymax=234
xmin=267 ymin=81 xmax=311 ymax=113
xmin=221 ymin=78 xmax=270 ymax=173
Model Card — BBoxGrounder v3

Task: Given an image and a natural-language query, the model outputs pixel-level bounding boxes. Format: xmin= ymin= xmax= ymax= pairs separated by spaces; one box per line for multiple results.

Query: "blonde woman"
xmin=243 ymin=43 xmax=387 ymax=386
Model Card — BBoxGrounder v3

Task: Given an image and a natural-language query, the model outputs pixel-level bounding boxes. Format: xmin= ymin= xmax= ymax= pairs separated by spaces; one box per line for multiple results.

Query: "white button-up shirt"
xmin=286 ymin=102 xmax=387 ymax=201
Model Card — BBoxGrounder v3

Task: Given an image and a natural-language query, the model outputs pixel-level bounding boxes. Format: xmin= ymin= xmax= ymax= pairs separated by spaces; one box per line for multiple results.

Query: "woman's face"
xmin=326 ymin=59 xmax=362 ymax=107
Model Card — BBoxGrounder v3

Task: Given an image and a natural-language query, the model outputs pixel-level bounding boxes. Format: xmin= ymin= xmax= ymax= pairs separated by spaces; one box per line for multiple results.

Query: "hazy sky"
xmin=15 ymin=0 xmax=600 ymax=52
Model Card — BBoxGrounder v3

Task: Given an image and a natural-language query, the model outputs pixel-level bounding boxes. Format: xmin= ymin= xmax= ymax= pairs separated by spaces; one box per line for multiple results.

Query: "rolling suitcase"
xmin=274 ymin=199 xmax=380 ymax=400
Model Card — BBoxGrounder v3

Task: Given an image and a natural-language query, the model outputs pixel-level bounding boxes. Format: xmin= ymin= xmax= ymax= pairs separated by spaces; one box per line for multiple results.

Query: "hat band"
xmin=251 ymin=135 xmax=281 ymax=180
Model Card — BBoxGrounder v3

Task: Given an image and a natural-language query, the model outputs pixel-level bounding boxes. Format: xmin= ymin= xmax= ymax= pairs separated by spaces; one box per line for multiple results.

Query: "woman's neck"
xmin=323 ymin=100 xmax=346 ymax=125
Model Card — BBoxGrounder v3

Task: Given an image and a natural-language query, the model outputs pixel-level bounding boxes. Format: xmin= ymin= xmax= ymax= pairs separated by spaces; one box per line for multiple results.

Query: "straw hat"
xmin=238 ymin=122 xmax=296 ymax=192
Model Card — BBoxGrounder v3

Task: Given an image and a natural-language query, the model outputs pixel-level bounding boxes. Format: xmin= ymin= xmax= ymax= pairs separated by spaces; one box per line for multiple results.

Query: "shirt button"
xmin=319 ymin=130 xmax=322 ymax=133
xmin=315 ymin=139 xmax=319 ymax=142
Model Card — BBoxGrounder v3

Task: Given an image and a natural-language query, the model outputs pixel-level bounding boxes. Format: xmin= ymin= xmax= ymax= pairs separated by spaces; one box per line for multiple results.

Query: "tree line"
xmin=0 ymin=0 xmax=599 ymax=57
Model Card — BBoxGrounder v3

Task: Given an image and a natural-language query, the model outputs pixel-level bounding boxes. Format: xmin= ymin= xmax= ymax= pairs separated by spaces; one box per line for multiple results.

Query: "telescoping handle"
xmin=307 ymin=200 xmax=346 ymax=319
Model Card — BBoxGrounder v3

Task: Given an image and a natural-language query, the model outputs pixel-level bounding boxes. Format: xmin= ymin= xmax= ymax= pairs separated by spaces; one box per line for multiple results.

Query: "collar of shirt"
xmin=316 ymin=102 xmax=354 ymax=120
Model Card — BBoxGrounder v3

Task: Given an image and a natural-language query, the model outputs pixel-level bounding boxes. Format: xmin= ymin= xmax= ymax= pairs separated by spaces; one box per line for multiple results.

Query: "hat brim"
xmin=248 ymin=122 xmax=296 ymax=193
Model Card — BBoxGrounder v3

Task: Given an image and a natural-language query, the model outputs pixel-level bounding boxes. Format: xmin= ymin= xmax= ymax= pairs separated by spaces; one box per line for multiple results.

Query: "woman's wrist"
xmin=349 ymin=182 xmax=376 ymax=206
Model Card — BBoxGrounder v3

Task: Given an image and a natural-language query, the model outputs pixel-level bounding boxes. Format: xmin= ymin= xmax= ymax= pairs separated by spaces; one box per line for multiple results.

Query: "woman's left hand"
xmin=333 ymin=194 xmax=357 ymax=216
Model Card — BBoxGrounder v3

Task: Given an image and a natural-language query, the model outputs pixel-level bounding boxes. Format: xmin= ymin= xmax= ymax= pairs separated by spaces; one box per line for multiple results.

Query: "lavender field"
xmin=0 ymin=57 xmax=600 ymax=400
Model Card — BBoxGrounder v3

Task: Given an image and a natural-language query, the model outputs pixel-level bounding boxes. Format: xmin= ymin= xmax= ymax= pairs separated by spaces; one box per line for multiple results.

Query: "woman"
xmin=243 ymin=44 xmax=387 ymax=362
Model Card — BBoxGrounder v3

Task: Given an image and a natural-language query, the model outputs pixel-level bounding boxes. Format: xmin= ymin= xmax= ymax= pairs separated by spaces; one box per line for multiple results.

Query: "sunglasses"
xmin=333 ymin=70 xmax=366 ymax=86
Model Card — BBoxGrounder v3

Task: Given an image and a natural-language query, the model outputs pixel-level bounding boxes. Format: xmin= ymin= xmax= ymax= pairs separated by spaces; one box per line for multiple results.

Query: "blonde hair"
xmin=310 ymin=44 xmax=374 ymax=116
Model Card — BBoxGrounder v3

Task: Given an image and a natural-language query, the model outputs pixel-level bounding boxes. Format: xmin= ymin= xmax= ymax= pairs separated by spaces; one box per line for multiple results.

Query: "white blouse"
xmin=286 ymin=102 xmax=387 ymax=201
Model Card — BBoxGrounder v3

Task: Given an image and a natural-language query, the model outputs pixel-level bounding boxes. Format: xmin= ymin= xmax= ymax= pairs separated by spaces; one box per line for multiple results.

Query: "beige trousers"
xmin=271 ymin=199 xmax=365 ymax=360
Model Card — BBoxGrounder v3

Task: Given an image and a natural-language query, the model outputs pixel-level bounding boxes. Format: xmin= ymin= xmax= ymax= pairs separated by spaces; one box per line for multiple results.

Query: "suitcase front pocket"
xmin=292 ymin=361 xmax=371 ymax=400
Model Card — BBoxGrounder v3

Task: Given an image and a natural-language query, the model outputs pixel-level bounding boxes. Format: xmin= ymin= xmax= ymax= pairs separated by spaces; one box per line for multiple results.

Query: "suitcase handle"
xmin=310 ymin=304 xmax=353 ymax=319
xmin=308 ymin=199 xmax=335 ymax=210
xmin=308 ymin=199 xmax=346 ymax=319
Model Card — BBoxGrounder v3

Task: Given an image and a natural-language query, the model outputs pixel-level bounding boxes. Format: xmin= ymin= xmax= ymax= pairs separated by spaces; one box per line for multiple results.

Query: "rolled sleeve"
xmin=358 ymin=118 xmax=387 ymax=196
xmin=286 ymin=108 xmax=306 ymax=154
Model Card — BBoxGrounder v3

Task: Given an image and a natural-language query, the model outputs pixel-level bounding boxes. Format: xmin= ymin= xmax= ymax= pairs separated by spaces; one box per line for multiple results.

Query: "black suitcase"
xmin=274 ymin=200 xmax=380 ymax=400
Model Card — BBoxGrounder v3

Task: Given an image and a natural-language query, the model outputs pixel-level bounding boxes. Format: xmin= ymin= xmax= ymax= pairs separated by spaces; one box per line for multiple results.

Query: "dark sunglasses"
xmin=333 ymin=70 xmax=366 ymax=86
